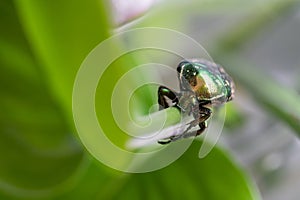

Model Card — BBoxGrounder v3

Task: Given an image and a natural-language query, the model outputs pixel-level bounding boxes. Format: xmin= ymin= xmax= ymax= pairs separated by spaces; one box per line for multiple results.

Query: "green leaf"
xmin=14 ymin=0 xmax=110 ymax=119
xmin=59 ymin=141 xmax=261 ymax=200
xmin=0 ymin=0 xmax=85 ymax=198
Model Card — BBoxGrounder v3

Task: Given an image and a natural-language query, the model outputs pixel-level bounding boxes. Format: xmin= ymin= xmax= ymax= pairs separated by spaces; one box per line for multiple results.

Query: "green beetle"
xmin=157 ymin=59 xmax=235 ymax=144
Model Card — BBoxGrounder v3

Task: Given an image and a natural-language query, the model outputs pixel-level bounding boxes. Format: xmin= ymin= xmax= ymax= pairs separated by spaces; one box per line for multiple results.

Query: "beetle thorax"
xmin=191 ymin=76 xmax=211 ymax=100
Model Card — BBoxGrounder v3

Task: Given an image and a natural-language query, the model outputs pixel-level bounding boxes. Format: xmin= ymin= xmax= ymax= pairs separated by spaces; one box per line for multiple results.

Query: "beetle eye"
xmin=177 ymin=61 xmax=189 ymax=73
xmin=177 ymin=65 xmax=182 ymax=73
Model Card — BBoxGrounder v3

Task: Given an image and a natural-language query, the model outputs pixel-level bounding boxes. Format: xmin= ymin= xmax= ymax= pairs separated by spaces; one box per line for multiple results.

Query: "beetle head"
xmin=177 ymin=61 xmax=199 ymax=90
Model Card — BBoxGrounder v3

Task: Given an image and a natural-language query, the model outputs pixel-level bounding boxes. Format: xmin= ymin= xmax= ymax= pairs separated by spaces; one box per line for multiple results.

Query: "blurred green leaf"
xmin=14 ymin=0 xmax=110 ymax=119
xmin=0 ymin=0 xmax=85 ymax=197
xmin=58 ymin=141 xmax=260 ymax=200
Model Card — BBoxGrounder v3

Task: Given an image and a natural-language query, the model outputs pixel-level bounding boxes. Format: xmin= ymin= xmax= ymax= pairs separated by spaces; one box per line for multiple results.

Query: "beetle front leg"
xmin=194 ymin=106 xmax=211 ymax=136
xmin=157 ymin=86 xmax=179 ymax=110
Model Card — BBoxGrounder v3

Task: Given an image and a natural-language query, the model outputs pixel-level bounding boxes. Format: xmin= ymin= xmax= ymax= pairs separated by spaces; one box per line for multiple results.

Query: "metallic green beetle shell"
xmin=177 ymin=59 xmax=235 ymax=105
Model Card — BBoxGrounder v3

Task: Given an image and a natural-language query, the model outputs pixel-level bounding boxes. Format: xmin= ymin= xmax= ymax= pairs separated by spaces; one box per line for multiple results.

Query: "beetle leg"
xmin=180 ymin=121 xmax=206 ymax=138
xmin=183 ymin=106 xmax=210 ymax=138
xmin=158 ymin=133 xmax=186 ymax=144
xmin=198 ymin=106 xmax=211 ymax=123
xmin=188 ymin=105 xmax=211 ymax=129
xmin=196 ymin=122 xmax=207 ymax=136
xmin=157 ymin=86 xmax=179 ymax=110
xmin=166 ymin=106 xmax=211 ymax=141
xmin=157 ymin=138 xmax=172 ymax=145
xmin=198 ymin=100 xmax=211 ymax=106
xmin=157 ymin=135 xmax=179 ymax=145
xmin=158 ymin=121 xmax=207 ymax=144
xmin=194 ymin=106 xmax=211 ymax=136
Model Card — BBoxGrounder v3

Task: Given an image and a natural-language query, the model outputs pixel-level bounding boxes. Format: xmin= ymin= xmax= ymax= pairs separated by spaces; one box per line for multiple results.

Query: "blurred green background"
xmin=1 ymin=0 xmax=300 ymax=199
